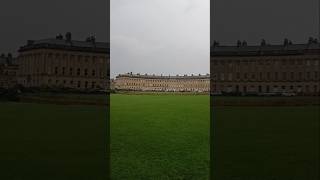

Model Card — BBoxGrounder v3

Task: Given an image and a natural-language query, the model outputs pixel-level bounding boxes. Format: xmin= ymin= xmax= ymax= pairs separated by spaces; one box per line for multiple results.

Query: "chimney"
xmin=260 ymin=39 xmax=266 ymax=46
xmin=237 ymin=40 xmax=242 ymax=47
xmin=308 ymin=37 xmax=314 ymax=44
xmin=86 ymin=35 xmax=96 ymax=44
xmin=283 ymin=38 xmax=289 ymax=46
xmin=242 ymin=40 xmax=247 ymax=46
xmin=7 ymin=53 xmax=12 ymax=59
xmin=313 ymin=38 xmax=318 ymax=44
xmin=65 ymin=32 xmax=72 ymax=42
xmin=213 ymin=41 xmax=220 ymax=47
xmin=56 ymin=33 xmax=63 ymax=40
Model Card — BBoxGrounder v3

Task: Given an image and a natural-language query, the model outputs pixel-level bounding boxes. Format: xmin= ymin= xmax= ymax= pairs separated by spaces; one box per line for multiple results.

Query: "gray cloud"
xmin=111 ymin=0 xmax=210 ymax=78
xmin=211 ymin=0 xmax=319 ymax=45
xmin=0 ymin=0 xmax=108 ymax=55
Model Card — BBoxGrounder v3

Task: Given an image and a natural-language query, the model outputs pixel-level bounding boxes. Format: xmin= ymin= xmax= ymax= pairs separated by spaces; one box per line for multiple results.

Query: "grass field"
xmin=212 ymin=106 xmax=319 ymax=180
xmin=111 ymin=94 xmax=210 ymax=180
xmin=0 ymin=102 xmax=108 ymax=180
xmin=0 ymin=94 xmax=319 ymax=180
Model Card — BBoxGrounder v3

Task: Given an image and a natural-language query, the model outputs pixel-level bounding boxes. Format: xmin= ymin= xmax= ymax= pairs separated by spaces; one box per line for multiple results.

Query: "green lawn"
xmin=0 ymin=102 xmax=108 ymax=180
xmin=212 ymin=106 xmax=320 ymax=180
xmin=111 ymin=94 xmax=210 ymax=180
xmin=0 ymin=94 xmax=319 ymax=180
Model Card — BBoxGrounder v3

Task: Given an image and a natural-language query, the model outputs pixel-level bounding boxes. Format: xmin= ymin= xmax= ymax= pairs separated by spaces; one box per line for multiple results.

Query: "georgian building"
xmin=17 ymin=32 xmax=110 ymax=90
xmin=210 ymin=38 xmax=320 ymax=96
xmin=0 ymin=54 xmax=19 ymax=89
xmin=115 ymin=73 xmax=210 ymax=92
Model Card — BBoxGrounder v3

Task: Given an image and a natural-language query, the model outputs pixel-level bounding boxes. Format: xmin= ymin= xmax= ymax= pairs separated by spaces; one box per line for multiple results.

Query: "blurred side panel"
xmin=210 ymin=0 xmax=319 ymax=179
xmin=0 ymin=0 xmax=110 ymax=179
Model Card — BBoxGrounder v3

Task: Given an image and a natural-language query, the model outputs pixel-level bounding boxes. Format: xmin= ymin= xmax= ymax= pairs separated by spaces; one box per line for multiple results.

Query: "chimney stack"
xmin=65 ymin=32 xmax=72 ymax=42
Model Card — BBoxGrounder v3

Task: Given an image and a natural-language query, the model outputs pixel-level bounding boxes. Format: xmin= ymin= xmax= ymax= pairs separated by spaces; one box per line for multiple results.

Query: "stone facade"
xmin=115 ymin=73 xmax=210 ymax=92
xmin=0 ymin=54 xmax=18 ymax=89
xmin=210 ymin=39 xmax=320 ymax=96
xmin=17 ymin=33 xmax=110 ymax=91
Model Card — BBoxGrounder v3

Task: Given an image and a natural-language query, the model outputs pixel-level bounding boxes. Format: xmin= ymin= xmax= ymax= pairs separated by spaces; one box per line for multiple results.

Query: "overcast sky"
xmin=0 ymin=0 xmax=109 ymax=55
xmin=111 ymin=0 xmax=210 ymax=78
xmin=211 ymin=0 xmax=319 ymax=45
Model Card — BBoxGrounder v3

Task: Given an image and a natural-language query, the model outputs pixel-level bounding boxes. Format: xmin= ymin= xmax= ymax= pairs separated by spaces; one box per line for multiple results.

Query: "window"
xmin=85 ymin=81 xmax=88 ymax=88
xmin=228 ymin=73 xmax=232 ymax=81
xmin=282 ymin=60 xmax=286 ymax=65
xmin=306 ymin=60 xmax=310 ymax=66
xmin=70 ymin=68 xmax=73 ymax=75
xmin=298 ymin=72 xmax=302 ymax=80
xmin=62 ymin=67 xmax=65 ymax=75
xmin=306 ymin=85 xmax=310 ymax=92
xmin=220 ymin=73 xmax=224 ymax=81
xmin=55 ymin=67 xmax=58 ymax=74
xmin=282 ymin=72 xmax=287 ymax=80
xmin=77 ymin=55 xmax=82 ymax=62
xmin=274 ymin=72 xmax=278 ymax=80
xmin=251 ymin=73 xmax=255 ymax=80
xmin=266 ymin=85 xmax=270 ymax=92
xmin=306 ymin=72 xmax=310 ymax=80
xmin=77 ymin=81 xmax=81 ymax=88
xmin=259 ymin=72 xmax=262 ymax=80
xmin=84 ymin=69 xmax=88 ymax=76
xmin=77 ymin=68 xmax=80 ymax=76
xmin=243 ymin=86 xmax=247 ymax=92
xmin=92 ymin=70 xmax=96 ymax=77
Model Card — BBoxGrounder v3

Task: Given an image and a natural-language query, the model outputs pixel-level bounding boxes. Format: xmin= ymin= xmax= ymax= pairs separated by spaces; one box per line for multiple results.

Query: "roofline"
xmin=116 ymin=73 xmax=210 ymax=79
xmin=210 ymin=43 xmax=320 ymax=57
xmin=18 ymin=39 xmax=110 ymax=54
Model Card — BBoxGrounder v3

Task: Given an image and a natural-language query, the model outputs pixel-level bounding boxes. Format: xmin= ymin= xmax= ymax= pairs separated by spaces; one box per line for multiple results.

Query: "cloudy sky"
xmin=211 ymin=0 xmax=319 ymax=45
xmin=111 ymin=0 xmax=210 ymax=78
xmin=0 ymin=0 xmax=109 ymax=55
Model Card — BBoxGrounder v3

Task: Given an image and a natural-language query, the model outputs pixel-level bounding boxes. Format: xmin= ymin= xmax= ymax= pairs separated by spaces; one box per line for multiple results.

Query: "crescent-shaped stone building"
xmin=210 ymin=38 xmax=320 ymax=96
